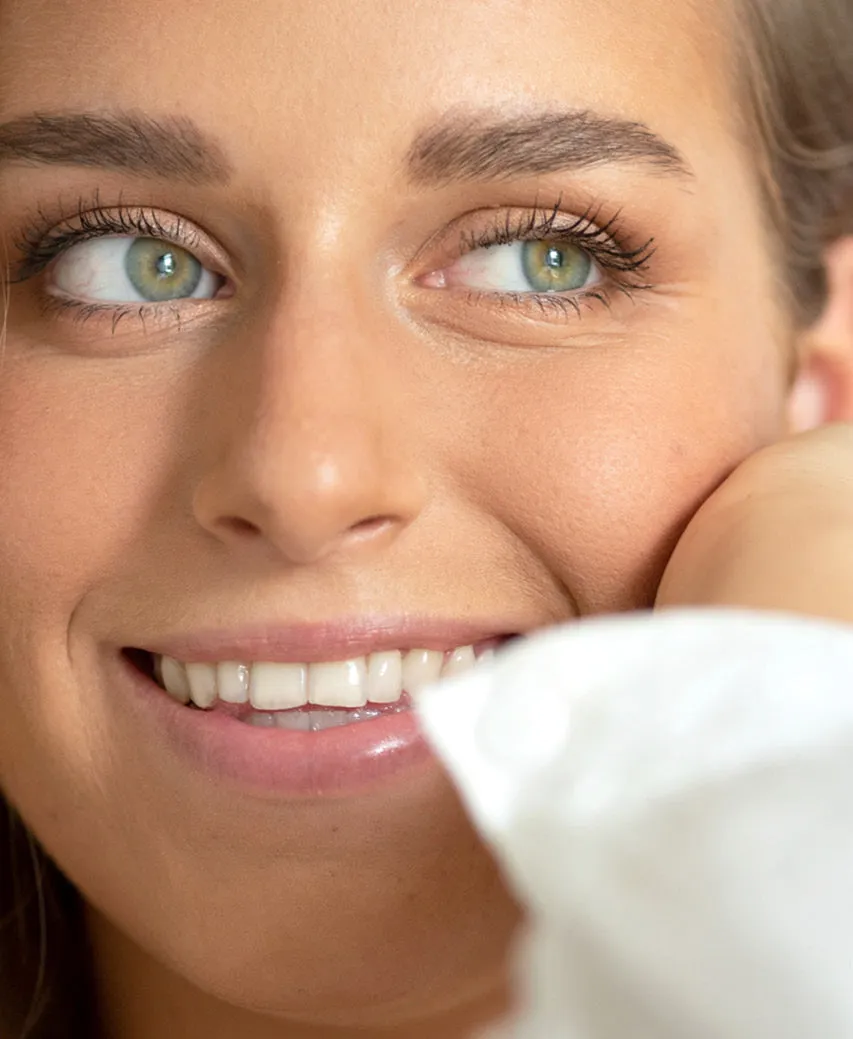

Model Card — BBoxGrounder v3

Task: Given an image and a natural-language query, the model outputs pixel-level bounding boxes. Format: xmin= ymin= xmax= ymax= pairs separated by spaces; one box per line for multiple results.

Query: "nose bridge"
xmin=192 ymin=287 xmax=425 ymax=565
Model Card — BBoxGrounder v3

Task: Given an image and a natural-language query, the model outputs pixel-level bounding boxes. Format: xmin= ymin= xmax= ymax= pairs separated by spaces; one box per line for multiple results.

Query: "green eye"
xmin=125 ymin=239 xmax=204 ymax=302
xmin=521 ymin=241 xmax=593 ymax=293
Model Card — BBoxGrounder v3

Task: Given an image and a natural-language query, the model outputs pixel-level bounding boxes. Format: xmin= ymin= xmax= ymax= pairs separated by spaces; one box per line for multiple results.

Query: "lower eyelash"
xmin=37 ymin=293 xmax=184 ymax=333
xmin=462 ymin=287 xmax=586 ymax=320
xmin=461 ymin=281 xmax=650 ymax=322
xmin=14 ymin=194 xmax=652 ymax=332
xmin=444 ymin=204 xmax=658 ymax=324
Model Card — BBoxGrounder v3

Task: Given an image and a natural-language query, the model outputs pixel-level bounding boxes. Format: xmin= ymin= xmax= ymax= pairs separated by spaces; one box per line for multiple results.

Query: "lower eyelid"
xmin=454 ymin=285 xmax=613 ymax=325
xmin=34 ymin=289 xmax=221 ymax=337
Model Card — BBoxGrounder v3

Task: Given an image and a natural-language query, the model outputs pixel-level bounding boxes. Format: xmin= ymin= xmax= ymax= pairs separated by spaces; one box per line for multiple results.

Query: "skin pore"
xmin=0 ymin=1 xmax=849 ymax=1036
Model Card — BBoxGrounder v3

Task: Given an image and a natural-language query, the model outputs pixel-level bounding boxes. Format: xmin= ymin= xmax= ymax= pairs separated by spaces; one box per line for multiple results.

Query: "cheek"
xmin=445 ymin=329 xmax=789 ymax=613
xmin=0 ymin=361 xmax=175 ymax=609
xmin=0 ymin=357 xmax=176 ymax=789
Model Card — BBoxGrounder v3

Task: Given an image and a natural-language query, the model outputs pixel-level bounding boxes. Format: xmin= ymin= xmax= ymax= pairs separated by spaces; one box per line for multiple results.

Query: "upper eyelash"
xmin=460 ymin=199 xmax=656 ymax=277
xmin=12 ymin=195 xmax=653 ymax=285
xmin=9 ymin=192 xmax=200 ymax=284
xmin=7 ymin=194 xmax=654 ymax=333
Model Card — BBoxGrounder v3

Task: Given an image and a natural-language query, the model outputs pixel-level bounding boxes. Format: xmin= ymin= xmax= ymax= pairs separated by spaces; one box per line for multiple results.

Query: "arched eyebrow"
xmin=0 ymin=107 xmax=693 ymax=186
xmin=0 ymin=110 xmax=232 ymax=184
xmin=405 ymin=110 xmax=693 ymax=184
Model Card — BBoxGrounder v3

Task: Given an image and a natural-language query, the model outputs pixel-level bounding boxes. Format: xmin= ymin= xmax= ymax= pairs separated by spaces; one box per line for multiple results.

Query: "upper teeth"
xmin=156 ymin=645 xmax=494 ymax=711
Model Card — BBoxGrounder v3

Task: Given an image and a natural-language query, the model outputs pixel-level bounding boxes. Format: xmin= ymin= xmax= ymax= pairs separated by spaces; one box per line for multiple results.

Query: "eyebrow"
xmin=0 ymin=107 xmax=692 ymax=190
xmin=0 ymin=111 xmax=232 ymax=184
xmin=405 ymin=109 xmax=693 ymax=185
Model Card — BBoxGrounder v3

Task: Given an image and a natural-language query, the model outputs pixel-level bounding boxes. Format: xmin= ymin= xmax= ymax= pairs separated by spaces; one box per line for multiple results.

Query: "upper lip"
xmin=135 ymin=616 xmax=524 ymax=664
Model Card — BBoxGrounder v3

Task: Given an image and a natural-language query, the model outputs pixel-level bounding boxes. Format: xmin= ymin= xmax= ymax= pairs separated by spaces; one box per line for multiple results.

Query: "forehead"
xmin=0 ymin=0 xmax=732 ymax=180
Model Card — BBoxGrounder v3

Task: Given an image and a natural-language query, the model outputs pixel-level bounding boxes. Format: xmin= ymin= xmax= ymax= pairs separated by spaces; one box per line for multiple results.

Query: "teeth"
xmin=248 ymin=705 xmax=407 ymax=731
xmin=160 ymin=655 xmax=191 ymax=704
xmin=246 ymin=711 xmax=277 ymax=728
xmin=273 ymin=710 xmax=311 ymax=731
xmin=185 ymin=662 xmax=217 ymax=709
xmin=217 ymin=662 xmax=250 ymax=704
xmin=401 ymin=649 xmax=444 ymax=692
xmin=308 ymin=658 xmax=368 ymax=707
xmin=152 ymin=640 xmax=498 ymax=712
xmin=441 ymin=644 xmax=476 ymax=677
xmin=367 ymin=650 xmax=403 ymax=703
xmin=250 ymin=663 xmax=307 ymax=711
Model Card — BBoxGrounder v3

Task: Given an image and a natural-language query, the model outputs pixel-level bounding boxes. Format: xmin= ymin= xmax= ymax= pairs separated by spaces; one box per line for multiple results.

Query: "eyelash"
xmin=11 ymin=201 xmax=199 ymax=281
xmin=455 ymin=200 xmax=655 ymax=319
xmin=8 ymin=198 xmax=204 ymax=328
xmin=7 ymin=196 xmax=655 ymax=329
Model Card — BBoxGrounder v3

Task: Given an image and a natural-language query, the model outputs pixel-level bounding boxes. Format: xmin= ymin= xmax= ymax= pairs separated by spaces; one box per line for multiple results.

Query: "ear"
xmin=788 ymin=237 xmax=853 ymax=432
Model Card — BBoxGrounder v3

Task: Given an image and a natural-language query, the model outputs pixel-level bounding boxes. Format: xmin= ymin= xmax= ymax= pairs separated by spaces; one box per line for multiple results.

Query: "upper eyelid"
xmin=436 ymin=209 xmax=656 ymax=287
xmin=409 ymin=201 xmax=653 ymax=276
xmin=462 ymin=200 xmax=601 ymax=248
xmin=11 ymin=202 xmax=234 ymax=283
xmin=467 ymin=206 xmax=649 ymax=259
xmin=17 ymin=202 xmax=178 ymax=252
xmin=10 ymin=197 xmax=654 ymax=304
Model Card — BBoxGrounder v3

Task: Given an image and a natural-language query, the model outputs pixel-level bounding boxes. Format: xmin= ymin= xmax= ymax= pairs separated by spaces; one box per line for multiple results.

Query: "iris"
xmin=125 ymin=239 xmax=204 ymax=302
xmin=521 ymin=241 xmax=592 ymax=292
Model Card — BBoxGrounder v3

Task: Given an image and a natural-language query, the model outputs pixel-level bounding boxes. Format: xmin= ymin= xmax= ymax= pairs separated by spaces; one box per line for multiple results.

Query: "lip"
xmin=118 ymin=618 xmax=521 ymax=799
xmin=139 ymin=616 xmax=520 ymax=663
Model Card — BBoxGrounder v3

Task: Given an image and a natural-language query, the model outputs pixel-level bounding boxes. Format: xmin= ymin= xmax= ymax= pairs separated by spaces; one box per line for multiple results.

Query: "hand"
xmin=656 ymin=423 xmax=853 ymax=626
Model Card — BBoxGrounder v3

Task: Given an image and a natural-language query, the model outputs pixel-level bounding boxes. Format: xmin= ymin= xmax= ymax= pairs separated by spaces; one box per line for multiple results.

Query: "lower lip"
xmin=119 ymin=652 xmax=439 ymax=799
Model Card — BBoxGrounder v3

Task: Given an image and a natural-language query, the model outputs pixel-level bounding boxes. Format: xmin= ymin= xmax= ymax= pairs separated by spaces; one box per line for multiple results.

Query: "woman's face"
xmin=0 ymin=0 xmax=804 ymax=1033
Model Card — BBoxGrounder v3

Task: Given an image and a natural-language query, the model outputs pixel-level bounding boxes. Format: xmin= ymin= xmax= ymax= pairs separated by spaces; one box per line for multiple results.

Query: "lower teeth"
xmin=243 ymin=701 xmax=410 ymax=731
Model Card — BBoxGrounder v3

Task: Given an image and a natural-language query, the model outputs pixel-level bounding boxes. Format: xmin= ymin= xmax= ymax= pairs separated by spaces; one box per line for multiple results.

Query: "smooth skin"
xmin=661 ymin=242 xmax=853 ymax=620
xmin=1 ymin=1 xmax=852 ymax=1037
xmin=660 ymin=425 xmax=853 ymax=623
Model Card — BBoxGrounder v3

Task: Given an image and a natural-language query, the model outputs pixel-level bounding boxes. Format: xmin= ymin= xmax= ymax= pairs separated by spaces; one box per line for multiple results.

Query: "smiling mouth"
xmin=124 ymin=638 xmax=512 ymax=731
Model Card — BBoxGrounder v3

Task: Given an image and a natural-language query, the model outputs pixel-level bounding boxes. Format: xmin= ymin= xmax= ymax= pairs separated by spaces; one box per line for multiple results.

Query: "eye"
xmin=441 ymin=239 xmax=602 ymax=295
xmin=48 ymin=236 xmax=224 ymax=304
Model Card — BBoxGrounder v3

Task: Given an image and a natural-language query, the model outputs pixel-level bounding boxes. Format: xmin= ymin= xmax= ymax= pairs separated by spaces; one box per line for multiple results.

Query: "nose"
xmin=192 ymin=300 xmax=427 ymax=567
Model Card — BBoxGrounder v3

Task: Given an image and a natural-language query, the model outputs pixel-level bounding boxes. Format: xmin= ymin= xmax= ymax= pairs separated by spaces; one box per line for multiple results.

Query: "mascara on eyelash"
xmin=460 ymin=201 xmax=656 ymax=277
xmin=7 ymin=194 xmax=658 ymax=329
xmin=10 ymin=201 xmax=199 ymax=283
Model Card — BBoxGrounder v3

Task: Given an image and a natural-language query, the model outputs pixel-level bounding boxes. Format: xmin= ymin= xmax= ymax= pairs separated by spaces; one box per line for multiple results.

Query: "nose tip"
xmin=189 ymin=283 xmax=428 ymax=570
xmin=193 ymin=434 xmax=426 ymax=567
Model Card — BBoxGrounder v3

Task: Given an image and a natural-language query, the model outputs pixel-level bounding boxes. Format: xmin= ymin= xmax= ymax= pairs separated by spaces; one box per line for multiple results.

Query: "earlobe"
xmin=788 ymin=236 xmax=853 ymax=431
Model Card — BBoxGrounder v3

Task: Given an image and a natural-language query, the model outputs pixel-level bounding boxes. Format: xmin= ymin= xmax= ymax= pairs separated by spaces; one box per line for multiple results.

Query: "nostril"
xmin=222 ymin=516 xmax=261 ymax=537
xmin=350 ymin=515 xmax=394 ymax=539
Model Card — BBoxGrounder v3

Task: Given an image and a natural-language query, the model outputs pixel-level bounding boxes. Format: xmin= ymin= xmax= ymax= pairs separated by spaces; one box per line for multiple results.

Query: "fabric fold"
xmin=416 ymin=609 xmax=853 ymax=1038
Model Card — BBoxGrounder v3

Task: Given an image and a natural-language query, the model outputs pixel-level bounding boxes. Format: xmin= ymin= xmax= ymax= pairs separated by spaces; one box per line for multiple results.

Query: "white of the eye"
xmin=451 ymin=241 xmax=601 ymax=293
xmin=48 ymin=235 xmax=220 ymax=304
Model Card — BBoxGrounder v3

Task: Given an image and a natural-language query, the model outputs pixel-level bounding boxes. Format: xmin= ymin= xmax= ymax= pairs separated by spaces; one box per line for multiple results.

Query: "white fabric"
xmin=415 ymin=609 xmax=853 ymax=1039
